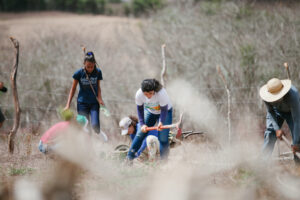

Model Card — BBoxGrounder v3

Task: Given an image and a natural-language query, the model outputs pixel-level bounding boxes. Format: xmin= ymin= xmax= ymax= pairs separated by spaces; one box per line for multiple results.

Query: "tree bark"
xmin=217 ymin=66 xmax=231 ymax=145
xmin=161 ymin=44 xmax=167 ymax=87
xmin=8 ymin=37 xmax=21 ymax=154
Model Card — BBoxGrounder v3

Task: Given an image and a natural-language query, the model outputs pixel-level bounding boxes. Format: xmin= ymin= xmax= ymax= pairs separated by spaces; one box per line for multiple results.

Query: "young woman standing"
xmin=64 ymin=51 xmax=104 ymax=134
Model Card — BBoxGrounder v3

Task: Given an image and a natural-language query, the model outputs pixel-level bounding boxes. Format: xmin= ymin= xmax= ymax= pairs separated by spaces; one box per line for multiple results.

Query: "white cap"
xmin=119 ymin=117 xmax=132 ymax=135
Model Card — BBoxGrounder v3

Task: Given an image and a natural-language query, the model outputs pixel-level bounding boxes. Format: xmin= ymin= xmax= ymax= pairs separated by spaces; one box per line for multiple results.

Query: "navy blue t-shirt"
xmin=73 ymin=68 xmax=103 ymax=104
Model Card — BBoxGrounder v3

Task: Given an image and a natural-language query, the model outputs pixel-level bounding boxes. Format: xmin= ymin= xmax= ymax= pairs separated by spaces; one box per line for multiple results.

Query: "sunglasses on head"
xmin=86 ymin=52 xmax=93 ymax=56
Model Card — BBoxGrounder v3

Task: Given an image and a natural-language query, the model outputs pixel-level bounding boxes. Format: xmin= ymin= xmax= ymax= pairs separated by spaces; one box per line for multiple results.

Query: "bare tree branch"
xmin=217 ymin=66 xmax=231 ymax=145
xmin=161 ymin=44 xmax=167 ymax=87
xmin=284 ymin=62 xmax=291 ymax=80
xmin=8 ymin=37 xmax=21 ymax=154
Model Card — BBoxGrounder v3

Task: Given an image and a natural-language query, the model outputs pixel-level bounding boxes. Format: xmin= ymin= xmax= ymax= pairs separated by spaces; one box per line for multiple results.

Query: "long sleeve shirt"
xmin=265 ymin=86 xmax=300 ymax=140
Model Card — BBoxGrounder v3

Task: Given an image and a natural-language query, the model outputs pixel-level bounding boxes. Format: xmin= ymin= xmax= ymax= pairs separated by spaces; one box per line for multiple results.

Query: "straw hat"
xmin=259 ymin=78 xmax=291 ymax=102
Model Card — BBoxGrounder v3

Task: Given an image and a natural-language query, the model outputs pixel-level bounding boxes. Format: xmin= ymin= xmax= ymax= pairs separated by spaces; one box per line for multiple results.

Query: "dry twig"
xmin=217 ymin=66 xmax=231 ymax=144
xmin=8 ymin=37 xmax=21 ymax=154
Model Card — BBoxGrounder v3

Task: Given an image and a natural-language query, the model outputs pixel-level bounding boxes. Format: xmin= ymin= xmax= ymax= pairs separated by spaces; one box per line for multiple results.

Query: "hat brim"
xmin=121 ymin=129 xmax=128 ymax=136
xmin=260 ymin=79 xmax=291 ymax=102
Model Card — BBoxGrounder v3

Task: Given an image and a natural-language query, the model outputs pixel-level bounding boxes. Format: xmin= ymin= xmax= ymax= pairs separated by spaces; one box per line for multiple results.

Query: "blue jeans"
xmin=262 ymin=111 xmax=296 ymax=159
xmin=39 ymin=140 xmax=60 ymax=154
xmin=39 ymin=140 xmax=47 ymax=153
xmin=77 ymin=101 xmax=100 ymax=133
xmin=127 ymin=108 xmax=173 ymax=160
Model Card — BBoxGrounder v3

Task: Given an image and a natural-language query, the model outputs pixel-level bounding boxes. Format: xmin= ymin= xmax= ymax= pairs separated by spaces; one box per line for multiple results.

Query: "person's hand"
xmin=292 ymin=145 xmax=300 ymax=154
xmin=157 ymin=122 xmax=163 ymax=131
xmin=276 ymin=130 xmax=285 ymax=140
xmin=141 ymin=125 xmax=148 ymax=133
xmin=98 ymin=98 xmax=105 ymax=106
xmin=63 ymin=105 xmax=70 ymax=111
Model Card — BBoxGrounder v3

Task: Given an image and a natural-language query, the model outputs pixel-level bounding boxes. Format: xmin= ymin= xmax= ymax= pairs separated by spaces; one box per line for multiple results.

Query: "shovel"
xmin=145 ymin=113 xmax=184 ymax=139
xmin=281 ymin=135 xmax=300 ymax=159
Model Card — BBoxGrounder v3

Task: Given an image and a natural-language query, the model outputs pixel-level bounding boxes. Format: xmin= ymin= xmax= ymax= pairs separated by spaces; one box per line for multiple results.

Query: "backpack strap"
xmin=83 ymin=68 xmax=99 ymax=104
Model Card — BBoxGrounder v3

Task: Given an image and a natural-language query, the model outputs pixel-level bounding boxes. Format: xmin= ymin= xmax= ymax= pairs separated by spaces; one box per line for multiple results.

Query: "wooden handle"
xmin=145 ymin=125 xmax=177 ymax=131
xmin=282 ymin=136 xmax=300 ymax=159
xmin=146 ymin=127 xmax=158 ymax=131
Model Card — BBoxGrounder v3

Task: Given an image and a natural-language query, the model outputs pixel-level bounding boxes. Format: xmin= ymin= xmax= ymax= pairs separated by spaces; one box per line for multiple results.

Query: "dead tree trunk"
xmin=161 ymin=44 xmax=167 ymax=87
xmin=217 ymin=66 xmax=231 ymax=145
xmin=8 ymin=37 xmax=21 ymax=154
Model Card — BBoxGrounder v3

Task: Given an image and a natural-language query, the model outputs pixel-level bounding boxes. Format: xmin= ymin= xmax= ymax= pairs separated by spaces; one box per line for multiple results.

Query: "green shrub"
xmin=123 ymin=3 xmax=131 ymax=16
xmin=108 ymin=0 xmax=121 ymax=3
xmin=0 ymin=0 xmax=107 ymax=14
xmin=9 ymin=167 xmax=35 ymax=176
xmin=132 ymin=0 xmax=163 ymax=16
xmin=200 ymin=0 xmax=221 ymax=16
xmin=77 ymin=0 xmax=107 ymax=14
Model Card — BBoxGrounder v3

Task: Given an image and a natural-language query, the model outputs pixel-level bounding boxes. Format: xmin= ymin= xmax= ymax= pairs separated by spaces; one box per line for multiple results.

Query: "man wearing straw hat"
xmin=260 ymin=78 xmax=300 ymax=163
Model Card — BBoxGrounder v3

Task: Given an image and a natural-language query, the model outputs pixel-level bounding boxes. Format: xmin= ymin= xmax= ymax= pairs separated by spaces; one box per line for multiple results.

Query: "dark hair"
xmin=84 ymin=51 xmax=96 ymax=63
xmin=129 ymin=115 xmax=138 ymax=127
xmin=129 ymin=115 xmax=138 ymax=132
xmin=0 ymin=87 xmax=7 ymax=93
xmin=141 ymin=79 xmax=162 ymax=92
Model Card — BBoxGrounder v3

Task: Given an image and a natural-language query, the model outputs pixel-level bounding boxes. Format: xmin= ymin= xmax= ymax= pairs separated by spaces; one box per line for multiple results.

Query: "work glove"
xmin=276 ymin=130 xmax=285 ymax=140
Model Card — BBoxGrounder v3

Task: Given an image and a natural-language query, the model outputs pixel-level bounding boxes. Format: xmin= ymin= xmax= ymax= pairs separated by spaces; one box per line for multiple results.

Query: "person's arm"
xmin=265 ymin=102 xmax=280 ymax=131
xmin=157 ymin=105 xmax=168 ymax=130
xmin=137 ymin=105 xmax=145 ymax=126
xmin=289 ymin=91 xmax=300 ymax=145
xmin=97 ymin=80 xmax=104 ymax=105
xmin=158 ymin=88 xmax=170 ymax=129
xmin=136 ymin=89 xmax=148 ymax=132
xmin=64 ymin=79 xmax=78 ymax=110
xmin=159 ymin=105 xmax=168 ymax=124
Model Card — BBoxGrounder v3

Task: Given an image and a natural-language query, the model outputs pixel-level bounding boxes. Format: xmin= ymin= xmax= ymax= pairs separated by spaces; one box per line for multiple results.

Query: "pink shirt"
xmin=41 ymin=121 xmax=70 ymax=144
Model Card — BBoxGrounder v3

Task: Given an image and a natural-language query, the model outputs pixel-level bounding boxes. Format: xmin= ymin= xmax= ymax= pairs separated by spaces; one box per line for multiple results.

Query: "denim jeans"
xmin=39 ymin=140 xmax=47 ymax=153
xmin=39 ymin=140 xmax=60 ymax=154
xmin=77 ymin=101 xmax=100 ymax=134
xmin=262 ymin=110 xmax=299 ymax=161
xmin=127 ymin=108 xmax=173 ymax=160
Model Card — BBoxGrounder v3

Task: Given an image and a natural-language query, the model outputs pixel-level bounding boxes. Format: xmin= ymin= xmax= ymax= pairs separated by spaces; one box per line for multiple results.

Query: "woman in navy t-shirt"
xmin=64 ymin=51 xmax=104 ymax=134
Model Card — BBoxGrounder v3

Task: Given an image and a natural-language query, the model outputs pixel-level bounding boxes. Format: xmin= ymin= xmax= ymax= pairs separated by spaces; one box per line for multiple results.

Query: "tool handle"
xmin=282 ymin=136 xmax=300 ymax=159
xmin=145 ymin=127 xmax=158 ymax=131
xmin=161 ymin=124 xmax=177 ymax=129
xmin=145 ymin=124 xmax=177 ymax=131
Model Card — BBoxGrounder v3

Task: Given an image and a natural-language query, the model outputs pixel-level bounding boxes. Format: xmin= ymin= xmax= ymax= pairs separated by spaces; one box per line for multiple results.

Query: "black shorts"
xmin=0 ymin=108 xmax=5 ymax=123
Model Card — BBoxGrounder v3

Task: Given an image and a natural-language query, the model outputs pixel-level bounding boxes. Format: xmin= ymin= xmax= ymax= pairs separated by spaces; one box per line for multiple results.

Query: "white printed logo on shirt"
xmin=80 ymin=77 xmax=97 ymax=86
xmin=135 ymin=88 xmax=172 ymax=114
